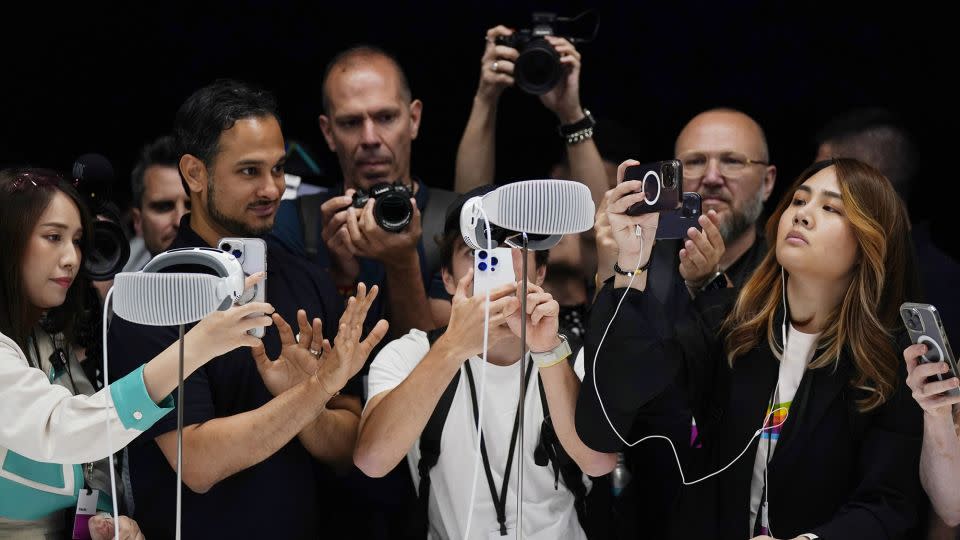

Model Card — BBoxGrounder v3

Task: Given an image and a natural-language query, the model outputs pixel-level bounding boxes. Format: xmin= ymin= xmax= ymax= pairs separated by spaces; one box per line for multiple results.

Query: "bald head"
xmin=321 ymin=47 xmax=411 ymax=116
xmin=675 ymin=108 xmax=769 ymax=162
xmin=674 ymin=108 xmax=776 ymax=245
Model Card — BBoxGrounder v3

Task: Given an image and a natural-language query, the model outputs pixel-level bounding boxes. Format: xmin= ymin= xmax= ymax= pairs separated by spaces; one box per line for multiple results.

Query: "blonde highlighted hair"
xmin=724 ymin=158 xmax=916 ymax=411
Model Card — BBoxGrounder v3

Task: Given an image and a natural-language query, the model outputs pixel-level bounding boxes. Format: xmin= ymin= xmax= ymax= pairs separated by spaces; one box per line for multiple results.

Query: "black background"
xmin=1 ymin=0 xmax=947 ymax=221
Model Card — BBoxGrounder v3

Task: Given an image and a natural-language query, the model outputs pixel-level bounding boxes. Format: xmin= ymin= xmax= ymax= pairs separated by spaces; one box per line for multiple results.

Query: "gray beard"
xmin=207 ymin=178 xmax=272 ymax=237
xmin=718 ymin=188 xmax=765 ymax=244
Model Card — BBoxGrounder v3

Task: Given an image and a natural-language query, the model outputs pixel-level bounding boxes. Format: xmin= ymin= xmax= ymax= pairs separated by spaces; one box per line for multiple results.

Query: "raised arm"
xmin=0 ymin=298 xmax=271 ymax=464
xmin=904 ymin=343 xmax=960 ymax=525
xmin=153 ymin=372 xmax=339 ymax=494
xmin=454 ymin=25 xmax=516 ymax=193
xmin=354 ymin=273 xmax=517 ymax=477
xmin=510 ymin=279 xmax=618 ymax=475
xmin=539 ymin=36 xmax=609 ymax=208
xmin=250 ymin=285 xmax=388 ymax=469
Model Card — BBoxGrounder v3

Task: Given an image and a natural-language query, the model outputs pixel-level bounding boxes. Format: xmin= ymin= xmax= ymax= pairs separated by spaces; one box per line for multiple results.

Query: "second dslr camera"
xmin=496 ymin=12 xmax=575 ymax=95
xmin=352 ymin=182 xmax=414 ymax=233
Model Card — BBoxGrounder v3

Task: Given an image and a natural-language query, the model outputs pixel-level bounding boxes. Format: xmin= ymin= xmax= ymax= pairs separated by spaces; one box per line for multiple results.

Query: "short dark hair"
xmin=0 ymin=168 xmax=93 ymax=351
xmin=438 ymin=185 xmax=550 ymax=272
xmin=130 ymin=135 xmax=179 ymax=208
xmin=815 ymin=108 xmax=917 ymax=201
xmin=321 ymin=46 xmax=412 ymax=115
xmin=173 ymin=79 xmax=280 ymax=191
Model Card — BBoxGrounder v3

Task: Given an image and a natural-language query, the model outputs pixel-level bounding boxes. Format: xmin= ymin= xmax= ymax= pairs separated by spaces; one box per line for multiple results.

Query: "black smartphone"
xmin=900 ymin=302 xmax=960 ymax=397
xmin=656 ymin=192 xmax=702 ymax=240
xmin=623 ymin=159 xmax=682 ymax=216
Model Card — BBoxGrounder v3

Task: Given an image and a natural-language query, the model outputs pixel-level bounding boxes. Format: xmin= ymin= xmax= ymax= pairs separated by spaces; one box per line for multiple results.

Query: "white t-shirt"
xmin=748 ymin=324 xmax=821 ymax=535
xmin=367 ymin=330 xmax=587 ymax=540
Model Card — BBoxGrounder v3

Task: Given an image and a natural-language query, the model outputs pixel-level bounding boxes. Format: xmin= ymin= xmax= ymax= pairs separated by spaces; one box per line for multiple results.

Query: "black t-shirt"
xmin=108 ymin=214 xmax=343 ymax=539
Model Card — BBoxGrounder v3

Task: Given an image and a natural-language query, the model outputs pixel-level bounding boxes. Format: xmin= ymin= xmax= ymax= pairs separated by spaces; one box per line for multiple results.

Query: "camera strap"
xmin=464 ymin=358 xmax=533 ymax=536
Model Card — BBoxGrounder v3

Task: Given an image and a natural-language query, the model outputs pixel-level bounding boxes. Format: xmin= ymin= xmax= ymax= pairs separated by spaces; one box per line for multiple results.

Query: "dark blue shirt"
xmin=108 ymin=214 xmax=343 ymax=539
xmin=269 ymin=179 xmax=450 ymax=330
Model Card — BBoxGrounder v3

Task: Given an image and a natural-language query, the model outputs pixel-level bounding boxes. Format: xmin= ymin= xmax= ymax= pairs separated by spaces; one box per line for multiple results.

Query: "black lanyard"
xmin=463 ymin=358 xmax=534 ymax=537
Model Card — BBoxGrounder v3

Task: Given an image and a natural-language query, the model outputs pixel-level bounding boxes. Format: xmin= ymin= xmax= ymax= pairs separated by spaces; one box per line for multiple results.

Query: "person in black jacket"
xmin=577 ymin=157 xmax=923 ymax=539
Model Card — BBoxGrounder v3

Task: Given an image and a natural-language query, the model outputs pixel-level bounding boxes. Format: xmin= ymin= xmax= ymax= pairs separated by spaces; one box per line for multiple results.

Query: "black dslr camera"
xmin=495 ymin=12 xmax=571 ymax=95
xmin=351 ymin=182 xmax=414 ymax=233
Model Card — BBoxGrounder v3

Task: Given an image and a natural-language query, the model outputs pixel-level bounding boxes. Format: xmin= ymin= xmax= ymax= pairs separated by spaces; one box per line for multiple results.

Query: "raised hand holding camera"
xmin=320 ymin=189 xmax=361 ymax=284
xmin=345 ymin=191 xmax=422 ymax=262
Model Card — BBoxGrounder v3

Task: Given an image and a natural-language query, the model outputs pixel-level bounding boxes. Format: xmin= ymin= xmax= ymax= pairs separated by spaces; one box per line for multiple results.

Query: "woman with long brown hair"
xmin=0 ymin=168 xmax=274 ymax=537
xmin=577 ymin=158 xmax=922 ymax=539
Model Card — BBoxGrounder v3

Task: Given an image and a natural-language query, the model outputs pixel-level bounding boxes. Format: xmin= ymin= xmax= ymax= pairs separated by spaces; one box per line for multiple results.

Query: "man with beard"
xmin=583 ymin=108 xmax=776 ymax=538
xmin=108 ymin=80 xmax=387 ymax=538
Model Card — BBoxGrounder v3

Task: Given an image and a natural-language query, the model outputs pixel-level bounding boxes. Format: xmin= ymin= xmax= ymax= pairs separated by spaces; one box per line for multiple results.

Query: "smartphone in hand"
xmin=901 ymin=302 xmax=959 ymax=397
xmin=473 ymin=247 xmax=516 ymax=297
xmin=656 ymin=192 xmax=702 ymax=240
xmin=623 ymin=160 xmax=682 ymax=216
xmin=219 ymin=237 xmax=267 ymax=338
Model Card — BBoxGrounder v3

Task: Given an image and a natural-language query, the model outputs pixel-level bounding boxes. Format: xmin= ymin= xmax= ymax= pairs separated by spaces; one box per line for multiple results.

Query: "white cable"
xmin=101 ymin=287 xmax=121 ymax=540
xmin=462 ymin=204 xmax=495 ymax=539
xmin=591 ymin=233 xmax=789 ymax=487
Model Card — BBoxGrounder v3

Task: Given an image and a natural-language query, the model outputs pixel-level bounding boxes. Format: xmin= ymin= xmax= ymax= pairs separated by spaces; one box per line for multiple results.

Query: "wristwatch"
xmin=531 ymin=334 xmax=572 ymax=368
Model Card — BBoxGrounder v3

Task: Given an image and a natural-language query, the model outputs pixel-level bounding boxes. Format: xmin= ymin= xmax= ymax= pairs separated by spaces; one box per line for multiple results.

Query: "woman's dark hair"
xmin=0 ymin=168 xmax=93 ymax=352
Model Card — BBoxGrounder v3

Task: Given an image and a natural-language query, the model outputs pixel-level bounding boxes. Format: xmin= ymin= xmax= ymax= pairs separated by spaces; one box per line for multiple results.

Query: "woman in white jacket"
xmin=0 ymin=168 xmax=273 ymax=537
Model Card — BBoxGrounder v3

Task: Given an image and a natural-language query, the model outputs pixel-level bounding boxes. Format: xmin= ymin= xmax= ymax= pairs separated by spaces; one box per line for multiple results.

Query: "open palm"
xmin=252 ymin=309 xmax=330 ymax=396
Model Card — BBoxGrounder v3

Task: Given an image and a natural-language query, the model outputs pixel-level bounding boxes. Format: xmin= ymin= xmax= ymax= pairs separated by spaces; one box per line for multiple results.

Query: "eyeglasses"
xmin=678 ymin=152 xmax=769 ymax=178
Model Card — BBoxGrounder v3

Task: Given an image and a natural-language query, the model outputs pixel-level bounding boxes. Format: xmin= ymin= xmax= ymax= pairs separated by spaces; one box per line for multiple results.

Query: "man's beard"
xmin=207 ymin=178 xmax=273 ymax=237
xmin=715 ymin=188 xmax=765 ymax=244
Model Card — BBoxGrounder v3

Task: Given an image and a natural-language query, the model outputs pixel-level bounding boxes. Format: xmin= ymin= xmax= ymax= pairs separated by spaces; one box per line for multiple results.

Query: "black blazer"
xmin=577 ymin=282 xmax=923 ymax=539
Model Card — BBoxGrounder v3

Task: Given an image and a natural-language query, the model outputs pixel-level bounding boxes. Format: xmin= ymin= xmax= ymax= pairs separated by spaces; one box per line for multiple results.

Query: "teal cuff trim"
xmin=109 ymin=365 xmax=174 ymax=431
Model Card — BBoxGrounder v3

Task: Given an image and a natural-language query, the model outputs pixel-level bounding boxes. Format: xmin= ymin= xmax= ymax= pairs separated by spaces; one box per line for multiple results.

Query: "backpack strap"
xmin=409 ymin=326 xmax=455 ymax=537
xmin=298 ymin=192 xmax=327 ymax=257
xmin=536 ymin=373 xmax=590 ymax=528
xmin=421 ymin=187 xmax=458 ymax=276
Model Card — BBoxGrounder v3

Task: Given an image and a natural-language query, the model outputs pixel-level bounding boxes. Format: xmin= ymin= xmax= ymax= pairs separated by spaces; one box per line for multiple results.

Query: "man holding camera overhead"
xmin=282 ymin=46 xmax=457 ymax=340
xmin=455 ymin=23 xmax=610 ymax=207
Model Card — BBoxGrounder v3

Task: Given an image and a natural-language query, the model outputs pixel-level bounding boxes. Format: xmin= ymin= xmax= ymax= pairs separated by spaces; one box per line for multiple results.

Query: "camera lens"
xmin=82 ymin=220 xmax=130 ymax=280
xmin=904 ymin=309 xmax=923 ymax=332
xmin=478 ymin=250 xmax=488 ymax=259
xmin=374 ymin=192 xmax=413 ymax=232
xmin=513 ymin=38 xmax=562 ymax=95
xmin=232 ymin=250 xmax=243 ymax=259
xmin=221 ymin=243 xmax=232 ymax=252
xmin=661 ymin=164 xmax=678 ymax=190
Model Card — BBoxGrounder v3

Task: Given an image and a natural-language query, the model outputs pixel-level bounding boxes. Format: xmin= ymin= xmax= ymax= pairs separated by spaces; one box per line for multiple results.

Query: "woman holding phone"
xmin=0 ymin=168 xmax=273 ymax=537
xmin=578 ymin=158 xmax=922 ymax=539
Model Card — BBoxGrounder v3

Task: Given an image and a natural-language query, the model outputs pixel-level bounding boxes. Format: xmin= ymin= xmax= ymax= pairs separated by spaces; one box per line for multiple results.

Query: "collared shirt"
xmin=107 ymin=214 xmax=343 ymax=539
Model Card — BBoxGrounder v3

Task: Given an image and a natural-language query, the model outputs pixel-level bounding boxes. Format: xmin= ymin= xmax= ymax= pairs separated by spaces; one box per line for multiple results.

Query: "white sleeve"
xmin=573 ymin=346 xmax=585 ymax=381
xmin=0 ymin=333 xmax=169 ymax=463
xmin=364 ymin=329 xmax=432 ymax=409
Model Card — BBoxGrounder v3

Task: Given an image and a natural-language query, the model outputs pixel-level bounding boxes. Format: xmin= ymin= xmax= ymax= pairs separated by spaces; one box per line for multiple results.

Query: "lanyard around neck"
xmin=463 ymin=358 xmax=533 ymax=536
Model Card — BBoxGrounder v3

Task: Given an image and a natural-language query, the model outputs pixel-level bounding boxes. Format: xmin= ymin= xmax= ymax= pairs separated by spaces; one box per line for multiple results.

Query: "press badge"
xmin=71 ymin=488 xmax=98 ymax=540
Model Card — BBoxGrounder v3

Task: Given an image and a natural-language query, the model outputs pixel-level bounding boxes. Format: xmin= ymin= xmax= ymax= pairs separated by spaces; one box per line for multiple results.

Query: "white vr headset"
xmin=111 ymin=247 xmax=245 ymax=326
xmin=459 ymin=179 xmax=595 ymax=251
